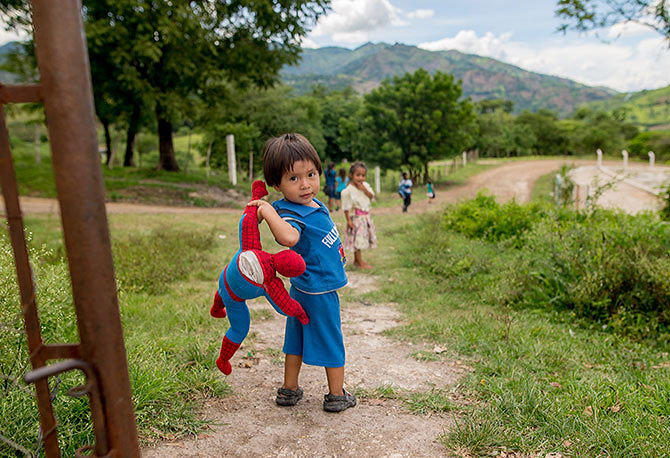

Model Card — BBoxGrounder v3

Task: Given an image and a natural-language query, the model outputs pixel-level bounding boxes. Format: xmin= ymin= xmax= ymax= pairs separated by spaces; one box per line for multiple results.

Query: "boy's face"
xmin=274 ymin=160 xmax=320 ymax=205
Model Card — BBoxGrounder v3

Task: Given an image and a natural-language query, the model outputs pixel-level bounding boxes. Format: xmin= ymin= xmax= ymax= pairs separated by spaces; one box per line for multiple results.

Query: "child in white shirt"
xmin=341 ymin=162 xmax=377 ymax=269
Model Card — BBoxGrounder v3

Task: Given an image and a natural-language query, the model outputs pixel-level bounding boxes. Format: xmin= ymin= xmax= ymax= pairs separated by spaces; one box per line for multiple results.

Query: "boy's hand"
xmin=248 ymin=199 xmax=274 ymax=222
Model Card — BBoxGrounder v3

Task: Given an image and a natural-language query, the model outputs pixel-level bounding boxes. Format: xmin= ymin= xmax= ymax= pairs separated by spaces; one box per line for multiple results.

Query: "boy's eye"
xmin=308 ymin=172 xmax=317 ymax=178
xmin=289 ymin=176 xmax=298 ymax=182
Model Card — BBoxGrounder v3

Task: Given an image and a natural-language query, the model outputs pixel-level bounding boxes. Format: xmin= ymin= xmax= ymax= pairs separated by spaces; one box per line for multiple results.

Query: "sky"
xmin=303 ymin=0 xmax=670 ymax=93
xmin=1 ymin=1 xmax=668 ymax=93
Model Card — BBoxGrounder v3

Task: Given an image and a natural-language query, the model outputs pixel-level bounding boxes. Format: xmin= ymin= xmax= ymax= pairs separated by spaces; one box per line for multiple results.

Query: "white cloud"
xmin=311 ymin=0 xmax=403 ymax=43
xmin=419 ymin=30 xmax=670 ymax=92
xmin=0 ymin=28 xmax=27 ymax=46
xmin=405 ymin=9 xmax=434 ymax=20
xmin=419 ymin=30 xmax=512 ymax=61
xmin=300 ymin=36 xmax=319 ymax=49
xmin=607 ymin=21 xmax=655 ymax=38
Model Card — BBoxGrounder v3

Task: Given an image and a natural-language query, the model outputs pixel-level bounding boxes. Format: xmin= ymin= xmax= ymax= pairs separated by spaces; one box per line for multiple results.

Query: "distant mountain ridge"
xmin=281 ymin=42 xmax=617 ymax=117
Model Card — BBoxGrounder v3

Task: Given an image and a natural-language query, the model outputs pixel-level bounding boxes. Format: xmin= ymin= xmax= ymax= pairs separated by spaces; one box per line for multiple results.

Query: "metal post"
xmin=30 ymin=1 xmax=140 ymax=455
xmin=0 ymin=106 xmax=61 ymax=458
xmin=374 ymin=165 xmax=381 ymax=195
xmin=622 ymin=149 xmax=629 ymax=170
xmin=596 ymin=148 xmax=603 ymax=167
xmin=226 ymin=134 xmax=237 ymax=185
xmin=648 ymin=151 xmax=655 ymax=168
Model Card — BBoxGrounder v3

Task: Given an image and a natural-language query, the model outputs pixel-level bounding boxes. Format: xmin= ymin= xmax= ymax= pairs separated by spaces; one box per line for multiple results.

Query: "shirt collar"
xmin=276 ymin=197 xmax=327 ymax=216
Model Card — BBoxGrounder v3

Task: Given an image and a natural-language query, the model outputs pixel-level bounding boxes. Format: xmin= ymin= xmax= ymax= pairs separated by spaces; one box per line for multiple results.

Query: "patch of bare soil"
xmin=112 ymin=183 xmax=245 ymax=208
xmin=142 ymin=272 xmax=464 ymax=457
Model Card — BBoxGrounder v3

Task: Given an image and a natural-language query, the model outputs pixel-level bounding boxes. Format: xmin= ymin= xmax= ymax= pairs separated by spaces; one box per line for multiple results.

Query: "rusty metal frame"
xmin=0 ymin=1 xmax=140 ymax=456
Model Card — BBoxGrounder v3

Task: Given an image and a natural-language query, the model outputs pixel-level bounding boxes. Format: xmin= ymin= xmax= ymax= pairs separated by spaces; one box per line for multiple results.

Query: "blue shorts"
xmin=283 ymin=287 xmax=345 ymax=368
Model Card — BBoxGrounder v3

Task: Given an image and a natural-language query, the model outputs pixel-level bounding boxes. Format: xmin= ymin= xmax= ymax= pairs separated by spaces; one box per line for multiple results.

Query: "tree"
xmin=1 ymin=0 xmax=330 ymax=171
xmin=361 ymin=69 xmax=476 ymax=180
xmin=556 ymin=0 xmax=670 ymax=41
xmin=515 ymin=110 xmax=568 ymax=155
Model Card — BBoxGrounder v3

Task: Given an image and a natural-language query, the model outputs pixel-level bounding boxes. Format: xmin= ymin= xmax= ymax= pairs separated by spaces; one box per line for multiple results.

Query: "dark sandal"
xmin=323 ymin=389 xmax=357 ymax=412
xmin=276 ymin=387 xmax=303 ymax=406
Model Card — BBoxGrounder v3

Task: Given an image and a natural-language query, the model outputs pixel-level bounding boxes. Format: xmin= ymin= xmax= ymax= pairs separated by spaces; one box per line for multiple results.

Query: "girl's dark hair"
xmin=338 ymin=167 xmax=347 ymax=178
xmin=262 ymin=133 xmax=322 ymax=186
xmin=349 ymin=161 xmax=367 ymax=176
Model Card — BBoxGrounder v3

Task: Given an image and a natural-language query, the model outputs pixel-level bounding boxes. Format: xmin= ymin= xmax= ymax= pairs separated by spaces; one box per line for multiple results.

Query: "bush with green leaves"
xmin=443 ymin=192 xmax=549 ymax=243
xmin=441 ymin=196 xmax=670 ymax=340
xmin=509 ymin=211 xmax=670 ymax=340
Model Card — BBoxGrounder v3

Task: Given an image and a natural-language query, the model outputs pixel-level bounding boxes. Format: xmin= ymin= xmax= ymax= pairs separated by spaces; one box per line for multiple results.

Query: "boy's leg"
xmin=323 ymin=365 xmax=356 ymax=412
xmin=325 ymin=366 xmax=344 ymax=396
xmin=283 ymin=354 xmax=303 ymax=390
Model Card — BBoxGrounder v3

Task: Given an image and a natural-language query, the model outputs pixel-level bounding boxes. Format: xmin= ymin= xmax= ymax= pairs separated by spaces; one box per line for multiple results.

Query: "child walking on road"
xmin=398 ymin=172 xmax=413 ymax=212
xmin=248 ymin=133 xmax=356 ymax=413
xmin=426 ymin=179 xmax=436 ymax=204
xmin=341 ymin=162 xmax=377 ymax=269
xmin=334 ymin=167 xmax=349 ymax=211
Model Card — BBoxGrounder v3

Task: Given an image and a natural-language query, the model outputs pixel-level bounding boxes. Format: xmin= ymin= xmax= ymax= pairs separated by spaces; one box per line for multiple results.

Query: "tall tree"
xmin=556 ymin=0 xmax=670 ymax=41
xmin=1 ymin=0 xmax=330 ymax=171
xmin=361 ymin=69 xmax=476 ymax=180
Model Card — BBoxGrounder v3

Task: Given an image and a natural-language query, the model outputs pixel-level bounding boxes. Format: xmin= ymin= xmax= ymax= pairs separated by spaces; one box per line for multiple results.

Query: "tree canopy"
xmin=556 ymin=0 xmax=670 ymax=41
xmin=360 ymin=69 xmax=476 ymax=178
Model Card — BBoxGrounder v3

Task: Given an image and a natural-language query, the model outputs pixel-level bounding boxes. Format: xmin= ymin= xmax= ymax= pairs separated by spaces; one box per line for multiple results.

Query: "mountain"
xmin=0 ymin=41 xmax=22 ymax=84
xmin=281 ymin=42 xmax=617 ymax=117
xmin=583 ymin=85 xmax=670 ymax=130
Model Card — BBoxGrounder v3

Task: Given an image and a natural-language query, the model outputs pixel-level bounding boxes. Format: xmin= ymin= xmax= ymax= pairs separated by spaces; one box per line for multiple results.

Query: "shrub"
xmin=508 ymin=210 xmax=670 ymax=340
xmin=443 ymin=192 xmax=556 ymax=244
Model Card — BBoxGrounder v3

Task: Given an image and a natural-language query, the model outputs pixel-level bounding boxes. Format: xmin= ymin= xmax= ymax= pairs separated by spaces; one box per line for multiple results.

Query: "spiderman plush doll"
xmin=210 ymin=180 xmax=309 ymax=375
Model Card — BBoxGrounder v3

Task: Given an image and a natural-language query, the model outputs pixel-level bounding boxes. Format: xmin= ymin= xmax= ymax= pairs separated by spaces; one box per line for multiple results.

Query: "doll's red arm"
xmin=241 ymin=181 xmax=269 ymax=251
xmin=265 ymin=277 xmax=309 ymax=324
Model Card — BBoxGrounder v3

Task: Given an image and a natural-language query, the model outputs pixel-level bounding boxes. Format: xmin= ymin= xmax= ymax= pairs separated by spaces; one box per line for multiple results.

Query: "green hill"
xmin=281 ymin=42 xmax=617 ymax=117
xmin=584 ymin=85 xmax=670 ymax=129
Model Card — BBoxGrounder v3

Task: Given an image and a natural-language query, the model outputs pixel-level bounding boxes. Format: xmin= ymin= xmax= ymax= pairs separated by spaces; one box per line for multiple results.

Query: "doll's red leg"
xmin=216 ymin=336 xmax=241 ymax=375
xmin=210 ymin=291 xmax=227 ymax=318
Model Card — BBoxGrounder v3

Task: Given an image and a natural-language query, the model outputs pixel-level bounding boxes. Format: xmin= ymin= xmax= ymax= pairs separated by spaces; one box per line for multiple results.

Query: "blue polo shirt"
xmin=272 ymin=198 xmax=347 ymax=294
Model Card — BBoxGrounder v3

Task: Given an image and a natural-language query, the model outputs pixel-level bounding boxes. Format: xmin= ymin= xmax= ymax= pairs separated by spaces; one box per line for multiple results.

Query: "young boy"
xmin=248 ymin=133 xmax=356 ymax=413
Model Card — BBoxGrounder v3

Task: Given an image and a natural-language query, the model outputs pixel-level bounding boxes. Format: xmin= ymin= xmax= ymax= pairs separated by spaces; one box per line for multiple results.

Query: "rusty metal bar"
xmin=0 ymin=83 xmax=42 ymax=104
xmin=41 ymin=343 xmax=81 ymax=360
xmin=0 ymin=105 xmax=61 ymax=457
xmin=25 ymin=359 xmax=109 ymax=457
xmin=30 ymin=0 xmax=140 ymax=456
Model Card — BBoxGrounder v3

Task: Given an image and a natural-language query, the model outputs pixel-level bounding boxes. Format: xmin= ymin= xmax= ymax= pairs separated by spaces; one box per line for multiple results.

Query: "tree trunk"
xmin=123 ymin=104 xmax=141 ymax=167
xmin=103 ymin=120 xmax=113 ymax=166
xmin=156 ymin=104 xmax=179 ymax=171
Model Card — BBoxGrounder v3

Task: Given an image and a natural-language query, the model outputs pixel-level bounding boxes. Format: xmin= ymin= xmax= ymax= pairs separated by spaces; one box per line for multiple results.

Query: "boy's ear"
xmin=273 ymin=185 xmax=281 ymax=193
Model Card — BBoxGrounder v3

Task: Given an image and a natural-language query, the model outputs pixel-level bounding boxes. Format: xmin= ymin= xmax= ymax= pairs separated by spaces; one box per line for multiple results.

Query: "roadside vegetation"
xmin=0 ymin=213 xmax=239 ymax=456
xmin=363 ymin=197 xmax=670 ymax=456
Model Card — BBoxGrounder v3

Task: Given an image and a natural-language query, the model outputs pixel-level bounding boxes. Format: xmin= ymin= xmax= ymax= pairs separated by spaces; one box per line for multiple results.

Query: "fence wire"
xmin=1 ymin=320 xmax=41 ymax=457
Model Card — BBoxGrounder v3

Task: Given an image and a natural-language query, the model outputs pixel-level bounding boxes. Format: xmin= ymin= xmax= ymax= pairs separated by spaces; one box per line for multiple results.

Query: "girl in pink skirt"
xmin=341 ymin=162 xmax=377 ymax=269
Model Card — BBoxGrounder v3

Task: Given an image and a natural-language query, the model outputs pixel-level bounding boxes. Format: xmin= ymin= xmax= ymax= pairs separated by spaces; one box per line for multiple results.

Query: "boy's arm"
xmin=248 ymin=200 xmax=300 ymax=247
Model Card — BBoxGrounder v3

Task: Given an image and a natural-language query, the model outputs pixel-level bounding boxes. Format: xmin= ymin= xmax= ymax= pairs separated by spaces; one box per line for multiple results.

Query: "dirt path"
xmin=143 ymin=273 xmax=467 ymax=457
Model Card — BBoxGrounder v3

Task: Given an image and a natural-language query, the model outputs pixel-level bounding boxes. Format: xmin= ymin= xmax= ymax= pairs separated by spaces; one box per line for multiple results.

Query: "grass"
xmin=530 ymin=170 xmax=557 ymax=203
xmin=0 ymin=212 xmax=246 ymax=456
xmin=365 ymin=210 xmax=670 ymax=457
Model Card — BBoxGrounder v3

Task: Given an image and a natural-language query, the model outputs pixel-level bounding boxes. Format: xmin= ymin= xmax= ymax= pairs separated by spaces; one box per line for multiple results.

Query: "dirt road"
xmin=144 ymin=273 xmax=466 ymax=457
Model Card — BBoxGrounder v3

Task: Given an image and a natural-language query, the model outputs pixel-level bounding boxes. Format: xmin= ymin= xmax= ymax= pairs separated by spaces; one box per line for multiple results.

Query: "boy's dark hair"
xmin=402 ymin=172 xmax=408 ymax=179
xmin=338 ymin=167 xmax=347 ymax=178
xmin=262 ymin=133 xmax=322 ymax=187
xmin=349 ymin=161 xmax=367 ymax=176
